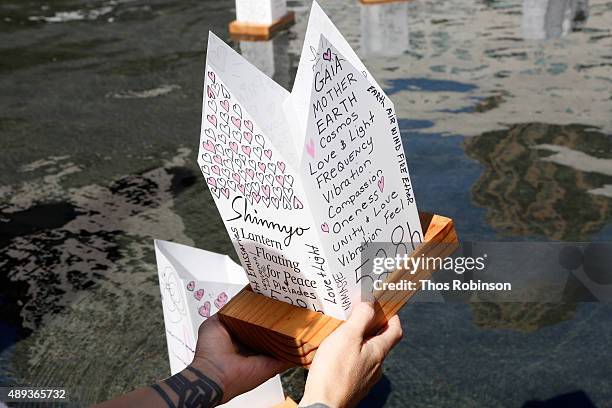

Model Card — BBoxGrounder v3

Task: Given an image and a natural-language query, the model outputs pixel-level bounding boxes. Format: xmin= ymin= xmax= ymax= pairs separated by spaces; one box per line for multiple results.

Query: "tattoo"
xmin=299 ymin=405 xmax=331 ymax=408
xmin=151 ymin=365 xmax=223 ymax=408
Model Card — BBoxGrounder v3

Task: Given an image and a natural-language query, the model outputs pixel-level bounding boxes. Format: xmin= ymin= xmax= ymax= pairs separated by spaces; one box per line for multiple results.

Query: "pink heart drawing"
xmin=202 ymin=140 xmax=216 ymax=153
xmin=264 ymin=149 xmax=272 ymax=159
xmin=221 ymin=188 xmax=230 ymax=198
xmin=214 ymin=292 xmax=228 ymax=309
xmin=244 ymin=131 xmax=253 ymax=143
xmin=238 ymin=184 xmax=245 ymax=194
xmin=229 ymin=141 xmax=239 ymax=153
xmin=199 ymin=302 xmax=211 ymax=318
xmin=208 ymin=71 xmax=216 ymax=83
xmin=293 ymin=196 xmax=304 ymax=209
xmin=231 ymin=116 xmax=241 ymax=129
xmin=246 ymin=168 xmax=255 ymax=179
xmin=258 ymin=162 xmax=266 ymax=172
xmin=213 ymin=155 xmax=222 ymax=164
xmin=242 ymin=145 xmax=252 ymax=157
xmin=323 ymin=48 xmax=332 ymax=61
xmin=377 ymin=175 xmax=385 ymax=192
xmin=207 ymin=114 xmax=217 ymax=128
xmin=275 ymin=175 xmax=285 ymax=186
xmin=207 ymin=177 xmax=216 ymax=187
xmin=186 ymin=281 xmax=195 ymax=291
xmin=194 ymin=289 xmax=204 ymax=300
xmin=212 ymin=165 xmax=220 ymax=175
xmin=305 ymin=139 xmax=316 ymax=158
xmin=207 ymin=86 xmax=215 ymax=99
xmin=321 ymin=223 xmax=330 ymax=233
xmin=220 ymin=99 xmax=230 ymax=112
xmin=262 ymin=185 xmax=271 ymax=198
xmin=244 ymin=120 xmax=253 ymax=132
xmin=277 ymin=161 xmax=286 ymax=173
xmin=232 ymin=173 xmax=241 ymax=182
xmin=252 ymin=192 xmax=261 ymax=203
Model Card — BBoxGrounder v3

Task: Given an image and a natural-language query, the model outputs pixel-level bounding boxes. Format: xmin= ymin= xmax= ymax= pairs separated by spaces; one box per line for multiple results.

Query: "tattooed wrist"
xmin=151 ymin=365 xmax=223 ymax=408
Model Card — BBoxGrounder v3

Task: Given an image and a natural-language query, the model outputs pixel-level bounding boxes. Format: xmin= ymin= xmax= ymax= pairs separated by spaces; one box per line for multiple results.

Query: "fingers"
xmin=343 ymin=301 xmax=376 ymax=337
xmin=245 ymin=354 xmax=293 ymax=379
xmin=367 ymin=315 xmax=403 ymax=358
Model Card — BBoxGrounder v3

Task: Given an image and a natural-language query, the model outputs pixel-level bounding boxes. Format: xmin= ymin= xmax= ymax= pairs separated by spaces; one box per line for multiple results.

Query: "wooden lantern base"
xmin=219 ymin=212 xmax=458 ymax=367
xmin=229 ymin=11 xmax=295 ymax=41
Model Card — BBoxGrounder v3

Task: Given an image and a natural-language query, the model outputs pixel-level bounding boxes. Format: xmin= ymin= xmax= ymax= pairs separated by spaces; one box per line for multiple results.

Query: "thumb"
xmin=343 ymin=301 xmax=376 ymax=337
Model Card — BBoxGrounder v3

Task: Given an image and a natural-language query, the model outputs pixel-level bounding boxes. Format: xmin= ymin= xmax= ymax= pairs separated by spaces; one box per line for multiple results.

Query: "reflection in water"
xmin=2 ymin=0 xmax=612 ymax=405
xmin=521 ymin=0 xmax=589 ymax=40
xmin=360 ymin=2 xmax=411 ymax=57
xmin=239 ymin=32 xmax=291 ymax=85
xmin=470 ymin=302 xmax=577 ymax=332
xmin=464 ymin=123 xmax=612 ymax=240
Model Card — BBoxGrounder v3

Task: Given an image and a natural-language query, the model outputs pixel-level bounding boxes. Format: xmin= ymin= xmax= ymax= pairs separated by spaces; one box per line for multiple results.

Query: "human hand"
xmin=299 ymin=302 xmax=403 ymax=408
xmin=94 ymin=315 xmax=291 ymax=408
xmin=190 ymin=314 xmax=292 ymax=404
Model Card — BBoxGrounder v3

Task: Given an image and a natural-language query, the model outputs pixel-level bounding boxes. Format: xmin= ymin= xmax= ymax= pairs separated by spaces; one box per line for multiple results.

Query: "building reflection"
xmin=464 ymin=123 xmax=611 ymax=241
xmin=466 ymin=122 xmax=611 ymax=333
xmin=360 ymin=1 xmax=411 ymax=57
xmin=239 ymin=32 xmax=291 ymax=86
xmin=521 ymin=0 xmax=589 ymax=40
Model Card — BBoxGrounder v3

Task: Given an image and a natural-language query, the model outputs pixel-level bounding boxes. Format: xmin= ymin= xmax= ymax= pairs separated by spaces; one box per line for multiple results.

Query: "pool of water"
xmin=1 ymin=0 xmax=611 ymax=406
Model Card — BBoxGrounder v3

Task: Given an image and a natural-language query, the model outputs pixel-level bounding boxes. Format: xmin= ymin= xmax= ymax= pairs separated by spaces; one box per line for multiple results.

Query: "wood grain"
xmin=229 ymin=11 xmax=295 ymax=41
xmin=218 ymin=212 xmax=458 ymax=366
xmin=274 ymin=397 xmax=298 ymax=408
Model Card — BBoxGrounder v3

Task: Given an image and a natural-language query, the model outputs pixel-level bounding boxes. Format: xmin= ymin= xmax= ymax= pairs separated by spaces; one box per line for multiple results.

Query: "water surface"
xmin=1 ymin=0 xmax=611 ymax=406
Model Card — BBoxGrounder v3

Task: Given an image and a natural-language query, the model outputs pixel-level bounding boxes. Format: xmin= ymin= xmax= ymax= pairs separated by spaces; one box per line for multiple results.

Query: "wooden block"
xmin=273 ymin=396 xmax=298 ymax=408
xmin=229 ymin=11 xmax=295 ymax=41
xmin=218 ymin=211 xmax=458 ymax=367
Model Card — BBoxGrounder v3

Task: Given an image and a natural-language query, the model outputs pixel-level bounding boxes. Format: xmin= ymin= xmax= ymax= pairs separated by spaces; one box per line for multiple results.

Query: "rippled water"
xmin=1 ymin=0 xmax=611 ymax=406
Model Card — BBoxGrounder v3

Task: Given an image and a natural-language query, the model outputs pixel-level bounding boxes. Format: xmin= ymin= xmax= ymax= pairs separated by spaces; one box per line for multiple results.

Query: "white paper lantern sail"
xmin=230 ymin=0 xmax=295 ymax=40
xmin=154 ymin=240 xmax=285 ymax=408
xmin=199 ymin=1 xmax=423 ymax=321
xmin=236 ymin=0 xmax=286 ymax=24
